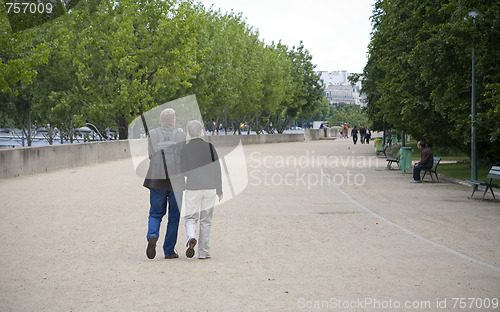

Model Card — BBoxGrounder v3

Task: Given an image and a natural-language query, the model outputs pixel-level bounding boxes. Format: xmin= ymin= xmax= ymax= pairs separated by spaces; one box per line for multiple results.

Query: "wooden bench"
xmin=385 ymin=150 xmax=400 ymax=169
xmin=467 ymin=166 xmax=500 ymax=200
xmin=421 ymin=157 xmax=441 ymax=182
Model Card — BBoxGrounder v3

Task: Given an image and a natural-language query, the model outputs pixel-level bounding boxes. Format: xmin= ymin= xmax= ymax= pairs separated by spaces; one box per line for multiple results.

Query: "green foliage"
xmin=0 ymin=8 xmax=50 ymax=145
xmin=363 ymin=0 xmax=500 ymax=162
xmin=0 ymin=0 xmax=325 ymax=141
xmin=327 ymin=104 xmax=369 ymax=129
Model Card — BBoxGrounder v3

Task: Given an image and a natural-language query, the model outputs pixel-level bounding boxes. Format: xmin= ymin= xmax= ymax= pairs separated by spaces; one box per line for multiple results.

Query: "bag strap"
xmin=209 ymin=143 xmax=215 ymax=162
xmin=161 ymin=149 xmax=168 ymax=177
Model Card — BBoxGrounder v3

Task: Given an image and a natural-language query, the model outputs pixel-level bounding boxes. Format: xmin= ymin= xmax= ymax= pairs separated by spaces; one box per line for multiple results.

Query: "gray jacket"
xmin=143 ymin=126 xmax=186 ymax=191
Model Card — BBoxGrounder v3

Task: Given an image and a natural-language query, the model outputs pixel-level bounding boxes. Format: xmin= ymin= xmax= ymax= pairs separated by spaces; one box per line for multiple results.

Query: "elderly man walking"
xmin=144 ymin=108 xmax=186 ymax=259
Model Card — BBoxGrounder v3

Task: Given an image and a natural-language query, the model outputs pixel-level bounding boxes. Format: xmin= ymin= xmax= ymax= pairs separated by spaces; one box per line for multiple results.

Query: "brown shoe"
xmin=164 ymin=252 xmax=179 ymax=259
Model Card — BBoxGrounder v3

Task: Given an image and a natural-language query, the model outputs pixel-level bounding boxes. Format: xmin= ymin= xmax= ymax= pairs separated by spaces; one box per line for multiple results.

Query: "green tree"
xmin=0 ymin=9 xmax=50 ymax=145
xmin=69 ymin=0 xmax=202 ymax=138
xmin=363 ymin=0 xmax=500 ymax=161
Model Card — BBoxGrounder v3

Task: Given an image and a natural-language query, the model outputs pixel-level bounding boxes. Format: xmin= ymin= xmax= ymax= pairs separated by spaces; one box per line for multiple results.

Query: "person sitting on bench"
xmin=411 ymin=140 xmax=433 ymax=183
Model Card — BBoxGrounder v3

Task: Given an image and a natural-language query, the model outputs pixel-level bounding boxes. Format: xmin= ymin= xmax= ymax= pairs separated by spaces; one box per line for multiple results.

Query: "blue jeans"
xmin=147 ymin=188 xmax=182 ymax=256
xmin=413 ymin=164 xmax=431 ymax=181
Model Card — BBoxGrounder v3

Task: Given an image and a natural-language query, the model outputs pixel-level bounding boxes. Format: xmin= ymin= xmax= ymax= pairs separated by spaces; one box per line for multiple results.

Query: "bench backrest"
xmin=487 ymin=166 xmax=500 ymax=180
xmin=432 ymin=157 xmax=441 ymax=170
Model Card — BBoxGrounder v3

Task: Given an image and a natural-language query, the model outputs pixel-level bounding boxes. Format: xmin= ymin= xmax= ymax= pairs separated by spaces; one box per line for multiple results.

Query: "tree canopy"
xmin=0 ymin=0 xmax=325 ymax=145
xmin=362 ymin=0 xmax=500 ymax=161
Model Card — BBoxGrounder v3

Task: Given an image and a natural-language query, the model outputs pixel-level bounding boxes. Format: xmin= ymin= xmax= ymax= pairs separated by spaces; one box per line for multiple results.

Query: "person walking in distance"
xmin=181 ymin=120 xmax=223 ymax=259
xmin=365 ymin=128 xmax=371 ymax=144
xmin=360 ymin=126 xmax=366 ymax=144
xmin=144 ymin=108 xmax=186 ymax=259
xmin=351 ymin=126 xmax=358 ymax=145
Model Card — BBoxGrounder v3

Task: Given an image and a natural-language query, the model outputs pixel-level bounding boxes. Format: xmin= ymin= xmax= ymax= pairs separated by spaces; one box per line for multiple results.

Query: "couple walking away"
xmin=143 ymin=108 xmax=223 ymax=260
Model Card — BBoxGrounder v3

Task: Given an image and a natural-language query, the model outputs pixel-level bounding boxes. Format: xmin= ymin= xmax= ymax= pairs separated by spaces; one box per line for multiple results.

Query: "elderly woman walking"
xmin=181 ymin=120 xmax=223 ymax=259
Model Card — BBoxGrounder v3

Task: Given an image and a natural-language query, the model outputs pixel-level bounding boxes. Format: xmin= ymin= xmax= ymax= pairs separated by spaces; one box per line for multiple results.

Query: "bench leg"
xmin=434 ymin=171 xmax=439 ymax=182
xmin=469 ymin=184 xmax=478 ymax=199
xmin=481 ymin=187 xmax=489 ymax=201
xmin=483 ymin=186 xmax=496 ymax=199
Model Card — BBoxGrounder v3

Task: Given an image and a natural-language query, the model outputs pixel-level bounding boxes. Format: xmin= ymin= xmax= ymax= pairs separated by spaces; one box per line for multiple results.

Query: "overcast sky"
xmin=198 ymin=0 xmax=375 ymax=73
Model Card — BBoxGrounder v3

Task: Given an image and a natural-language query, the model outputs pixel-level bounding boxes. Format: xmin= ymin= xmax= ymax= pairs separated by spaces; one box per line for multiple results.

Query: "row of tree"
xmin=361 ymin=0 xmax=500 ymax=161
xmin=1 ymin=0 xmax=325 ymax=144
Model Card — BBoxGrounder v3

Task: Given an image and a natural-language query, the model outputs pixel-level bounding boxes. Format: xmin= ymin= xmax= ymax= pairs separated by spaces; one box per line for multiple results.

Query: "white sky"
xmin=198 ymin=0 xmax=375 ymax=73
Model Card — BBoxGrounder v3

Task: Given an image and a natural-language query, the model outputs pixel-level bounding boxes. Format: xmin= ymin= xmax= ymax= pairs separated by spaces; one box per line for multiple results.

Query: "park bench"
xmin=467 ymin=166 xmax=500 ymax=200
xmin=385 ymin=150 xmax=400 ymax=169
xmin=421 ymin=157 xmax=441 ymax=182
xmin=376 ymin=138 xmax=391 ymax=157
xmin=376 ymin=144 xmax=388 ymax=157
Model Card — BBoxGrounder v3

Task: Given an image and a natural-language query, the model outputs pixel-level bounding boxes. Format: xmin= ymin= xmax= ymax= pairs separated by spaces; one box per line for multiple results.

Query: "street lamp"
xmin=85 ymin=122 xmax=106 ymax=141
xmin=469 ymin=10 xmax=480 ymax=190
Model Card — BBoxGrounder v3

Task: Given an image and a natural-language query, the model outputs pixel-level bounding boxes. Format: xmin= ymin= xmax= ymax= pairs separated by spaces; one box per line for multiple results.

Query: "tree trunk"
xmin=116 ymin=115 xmax=128 ymax=140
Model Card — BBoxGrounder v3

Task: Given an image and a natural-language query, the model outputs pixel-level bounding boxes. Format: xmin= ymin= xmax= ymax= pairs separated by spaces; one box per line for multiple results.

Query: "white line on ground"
xmin=320 ymin=166 xmax=500 ymax=274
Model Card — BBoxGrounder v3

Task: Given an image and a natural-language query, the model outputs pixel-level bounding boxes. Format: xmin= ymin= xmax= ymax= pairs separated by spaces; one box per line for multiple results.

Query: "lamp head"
xmin=468 ymin=11 xmax=480 ymax=18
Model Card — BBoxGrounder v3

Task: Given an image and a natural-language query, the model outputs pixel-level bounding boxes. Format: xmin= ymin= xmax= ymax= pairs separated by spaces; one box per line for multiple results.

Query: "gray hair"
xmin=160 ymin=108 xmax=175 ymax=126
xmin=187 ymin=120 xmax=203 ymax=138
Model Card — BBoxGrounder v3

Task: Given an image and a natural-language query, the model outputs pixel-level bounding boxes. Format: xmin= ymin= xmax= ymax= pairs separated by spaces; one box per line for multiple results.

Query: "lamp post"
xmin=469 ymin=11 xmax=480 ymax=189
xmin=85 ymin=122 xmax=106 ymax=141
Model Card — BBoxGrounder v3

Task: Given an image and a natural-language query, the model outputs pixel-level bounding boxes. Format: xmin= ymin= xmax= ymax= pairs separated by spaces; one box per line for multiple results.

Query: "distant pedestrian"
xmin=181 ymin=120 xmax=223 ymax=259
xmin=351 ymin=126 xmax=358 ymax=144
xmin=366 ymin=128 xmax=371 ymax=144
xmin=343 ymin=124 xmax=348 ymax=138
xmin=320 ymin=123 xmax=327 ymax=137
xmin=360 ymin=126 xmax=366 ymax=144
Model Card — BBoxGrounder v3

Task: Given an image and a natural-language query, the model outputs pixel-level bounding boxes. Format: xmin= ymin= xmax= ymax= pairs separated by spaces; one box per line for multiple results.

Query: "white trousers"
xmin=184 ymin=189 xmax=216 ymax=258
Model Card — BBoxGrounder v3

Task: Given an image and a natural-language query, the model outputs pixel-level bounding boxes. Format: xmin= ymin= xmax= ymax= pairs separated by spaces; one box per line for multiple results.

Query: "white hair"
xmin=187 ymin=120 xmax=203 ymax=137
xmin=160 ymin=108 xmax=175 ymax=126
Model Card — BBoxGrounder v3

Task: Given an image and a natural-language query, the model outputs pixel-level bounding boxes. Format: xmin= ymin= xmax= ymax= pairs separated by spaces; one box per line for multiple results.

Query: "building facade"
xmin=317 ymin=70 xmax=366 ymax=107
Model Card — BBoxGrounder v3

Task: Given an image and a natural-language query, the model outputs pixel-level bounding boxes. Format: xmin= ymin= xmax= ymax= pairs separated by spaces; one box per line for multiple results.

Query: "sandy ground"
xmin=1 ymin=139 xmax=499 ymax=312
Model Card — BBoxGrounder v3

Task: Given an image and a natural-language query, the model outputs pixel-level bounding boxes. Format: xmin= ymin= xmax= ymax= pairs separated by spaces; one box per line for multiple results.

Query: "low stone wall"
xmin=0 ymin=140 xmax=131 ymax=179
xmin=205 ymin=133 xmax=305 ymax=146
xmin=304 ymin=129 xmax=322 ymax=140
xmin=0 ymin=133 xmax=309 ymax=179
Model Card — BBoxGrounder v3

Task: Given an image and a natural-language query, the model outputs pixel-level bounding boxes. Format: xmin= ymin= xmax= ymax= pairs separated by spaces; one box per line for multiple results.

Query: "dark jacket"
xmin=143 ymin=126 xmax=186 ymax=191
xmin=419 ymin=146 xmax=433 ymax=168
xmin=181 ymin=138 xmax=223 ymax=195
